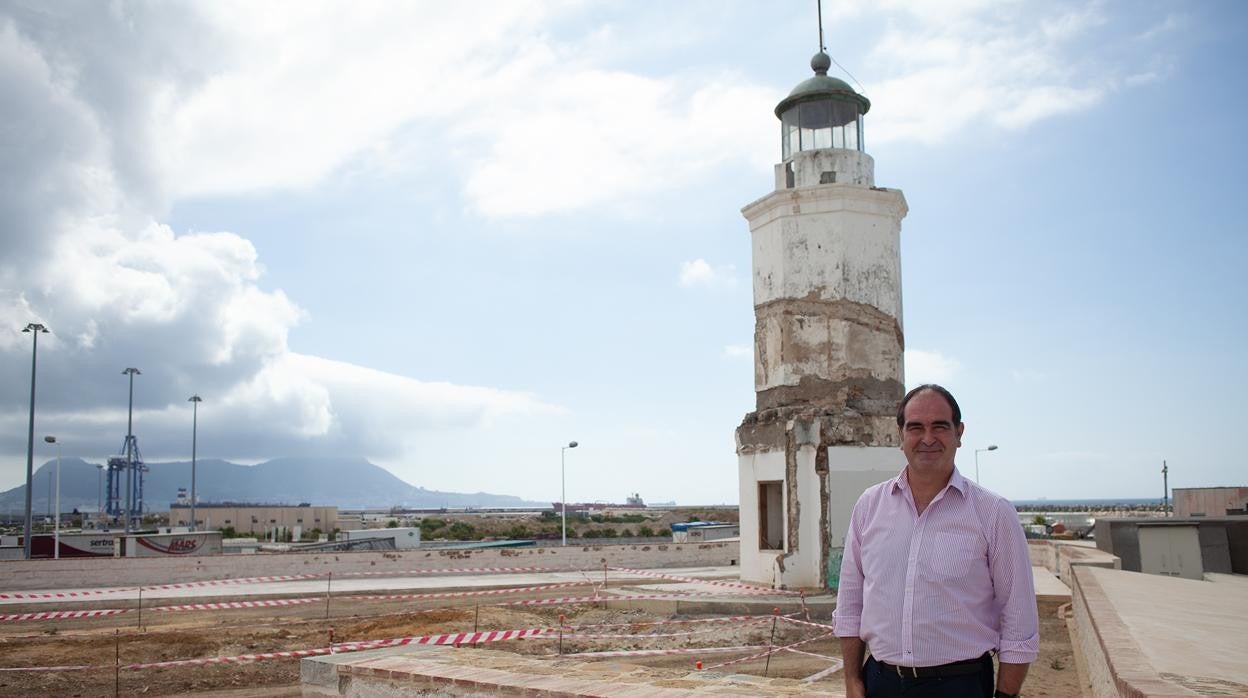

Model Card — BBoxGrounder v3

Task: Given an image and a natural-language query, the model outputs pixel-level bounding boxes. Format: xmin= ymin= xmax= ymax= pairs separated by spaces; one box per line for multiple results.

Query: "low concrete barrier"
xmin=0 ymin=541 xmax=738 ymax=591
xmin=1070 ymin=566 xmax=1199 ymax=697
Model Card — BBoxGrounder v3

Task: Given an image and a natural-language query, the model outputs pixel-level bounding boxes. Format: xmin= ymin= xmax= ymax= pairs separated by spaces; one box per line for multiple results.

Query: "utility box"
xmin=1139 ymin=524 xmax=1203 ymax=580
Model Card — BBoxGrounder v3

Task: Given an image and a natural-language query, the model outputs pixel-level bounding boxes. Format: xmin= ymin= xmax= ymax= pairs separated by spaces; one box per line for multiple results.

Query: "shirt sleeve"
xmin=989 ymin=497 xmax=1040 ymax=664
xmin=833 ymin=496 xmax=866 ymax=638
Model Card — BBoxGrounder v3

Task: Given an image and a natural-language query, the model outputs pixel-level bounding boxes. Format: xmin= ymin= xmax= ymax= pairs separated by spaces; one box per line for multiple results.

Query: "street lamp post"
xmin=122 ymin=368 xmax=141 ymax=533
xmin=974 ymin=444 xmax=998 ymax=484
xmin=44 ymin=436 xmax=61 ymax=559
xmin=561 ymin=441 xmax=579 ymax=546
xmin=1161 ymin=460 xmax=1169 ymax=517
xmin=22 ymin=322 xmax=49 ymax=560
xmin=189 ymin=395 xmax=202 ymax=532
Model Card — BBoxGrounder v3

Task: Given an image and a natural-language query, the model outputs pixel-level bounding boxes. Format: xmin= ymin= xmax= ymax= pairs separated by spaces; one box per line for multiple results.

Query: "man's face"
xmin=899 ymin=390 xmax=965 ymax=478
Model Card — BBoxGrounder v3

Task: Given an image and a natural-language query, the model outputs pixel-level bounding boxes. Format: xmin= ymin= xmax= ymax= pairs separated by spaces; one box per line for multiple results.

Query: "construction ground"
xmin=0 ymin=563 xmax=1079 ymax=697
xmin=0 ymin=540 xmax=1243 ymax=696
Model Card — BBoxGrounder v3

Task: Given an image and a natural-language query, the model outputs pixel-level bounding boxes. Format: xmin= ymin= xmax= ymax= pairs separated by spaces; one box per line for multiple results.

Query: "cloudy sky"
xmin=2 ymin=0 xmax=1244 ymax=505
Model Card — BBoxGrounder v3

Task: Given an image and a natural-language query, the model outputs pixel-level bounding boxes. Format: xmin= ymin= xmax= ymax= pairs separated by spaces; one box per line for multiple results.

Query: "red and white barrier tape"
xmin=1 ymin=608 xmax=129 ymax=622
xmin=558 ymin=644 xmax=768 ymax=659
xmin=703 ymin=631 xmax=836 ymax=670
xmin=561 ymin=613 xmax=766 ymax=630
xmin=122 ymin=627 xmax=555 ymax=669
xmin=337 ymin=566 xmax=558 ymax=577
xmin=344 ymin=581 xmax=587 ymax=602
xmin=0 ymin=663 xmax=93 ymax=673
xmin=558 ymin=619 xmax=772 ymax=640
xmin=802 ymin=658 xmax=845 ymax=682
xmin=0 ymin=566 xmax=573 ymax=601
xmin=151 ymin=598 xmax=319 ymax=613
xmin=777 ymin=615 xmax=836 ymax=631
xmin=0 ymin=589 xmax=125 ymax=600
xmin=607 ymin=567 xmax=802 ymax=596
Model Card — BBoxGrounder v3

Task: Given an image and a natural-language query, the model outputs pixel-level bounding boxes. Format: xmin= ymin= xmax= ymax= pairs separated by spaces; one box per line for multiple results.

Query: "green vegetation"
xmin=218 ymin=525 xmax=238 ymax=539
xmin=386 ymin=520 xmax=398 ymax=528
xmin=637 ymin=525 xmax=654 ymax=537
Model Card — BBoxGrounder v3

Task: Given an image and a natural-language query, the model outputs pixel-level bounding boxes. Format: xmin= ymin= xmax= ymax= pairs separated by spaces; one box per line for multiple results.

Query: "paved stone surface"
xmin=1087 ymin=566 xmax=1248 ymax=694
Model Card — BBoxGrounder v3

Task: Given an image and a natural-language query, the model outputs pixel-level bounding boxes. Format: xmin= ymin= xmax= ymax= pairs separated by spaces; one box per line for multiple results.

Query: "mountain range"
xmin=0 ymin=457 xmax=546 ymax=513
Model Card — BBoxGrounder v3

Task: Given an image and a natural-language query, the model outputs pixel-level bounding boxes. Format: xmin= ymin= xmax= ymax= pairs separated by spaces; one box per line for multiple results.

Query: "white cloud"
xmin=861 ymin=3 xmax=1138 ymax=144
xmin=0 ymin=4 xmax=565 ymax=474
xmin=904 ymin=350 xmax=961 ymax=385
xmin=678 ymin=259 xmax=737 ymax=289
xmin=722 ymin=344 xmax=752 ymax=360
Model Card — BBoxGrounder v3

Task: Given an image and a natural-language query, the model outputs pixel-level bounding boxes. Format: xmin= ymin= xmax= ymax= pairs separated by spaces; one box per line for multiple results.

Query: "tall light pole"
xmin=1161 ymin=460 xmax=1169 ymax=517
xmin=561 ymin=441 xmax=578 ymax=546
xmin=974 ymin=444 xmax=998 ymax=484
xmin=44 ymin=436 xmax=61 ymax=559
xmin=188 ymin=394 xmax=202 ymax=532
xmin=22 ymin=322 xmax=48 ymax=560
xmin=122 ymin=367 xmax=141 ymax=534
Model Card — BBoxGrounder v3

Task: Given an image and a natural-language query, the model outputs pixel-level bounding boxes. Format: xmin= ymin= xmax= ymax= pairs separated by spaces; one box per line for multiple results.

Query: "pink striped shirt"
xmin=833 ymin=467 xmax=1039 ymax=666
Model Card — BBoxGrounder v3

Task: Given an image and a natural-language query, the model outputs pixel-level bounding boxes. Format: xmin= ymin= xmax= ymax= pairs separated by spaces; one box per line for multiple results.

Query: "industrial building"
xmin=1173 ymin=486 xmax=1248 ymax=517
xmin=168 ymin=503 xmax=337 ymax=537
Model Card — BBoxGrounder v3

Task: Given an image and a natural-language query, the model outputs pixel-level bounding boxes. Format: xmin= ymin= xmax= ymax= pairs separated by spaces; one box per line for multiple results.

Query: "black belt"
xmin=875 ymin=653 xmax=989 ymax=679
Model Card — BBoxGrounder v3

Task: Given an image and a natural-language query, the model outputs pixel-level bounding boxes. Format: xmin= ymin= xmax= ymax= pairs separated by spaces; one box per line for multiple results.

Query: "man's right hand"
xmin=840 ymin=637 xmax=868 ymax=698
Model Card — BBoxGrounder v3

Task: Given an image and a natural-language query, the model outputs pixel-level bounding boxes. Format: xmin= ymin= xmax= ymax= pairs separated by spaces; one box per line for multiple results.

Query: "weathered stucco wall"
xmin=737 ymin=146 xmax=907 ymax=592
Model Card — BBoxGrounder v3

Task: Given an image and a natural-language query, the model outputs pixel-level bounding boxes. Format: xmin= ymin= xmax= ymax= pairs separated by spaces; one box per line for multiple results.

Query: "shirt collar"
xmin=890 ymin=466 xmax=969 ymax=497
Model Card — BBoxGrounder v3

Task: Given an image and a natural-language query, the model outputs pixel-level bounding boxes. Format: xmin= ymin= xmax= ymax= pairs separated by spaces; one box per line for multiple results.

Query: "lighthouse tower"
xmin=736 ymin=51 xmax=908 ymax=589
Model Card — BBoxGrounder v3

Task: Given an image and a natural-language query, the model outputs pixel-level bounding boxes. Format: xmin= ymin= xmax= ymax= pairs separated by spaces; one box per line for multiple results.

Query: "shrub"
xmin=621 ymin=528 xmax=634 ymax=537
xmin=637 ymin=526 xmax=654 ymax=537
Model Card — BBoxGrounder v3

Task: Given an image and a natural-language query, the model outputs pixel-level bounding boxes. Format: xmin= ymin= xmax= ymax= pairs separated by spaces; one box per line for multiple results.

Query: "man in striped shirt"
xmin=834 ymin=384 xmax=1039 ymax=698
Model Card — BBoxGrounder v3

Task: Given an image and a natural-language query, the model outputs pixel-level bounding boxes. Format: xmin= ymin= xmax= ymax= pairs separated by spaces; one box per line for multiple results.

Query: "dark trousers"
xmin=863 ymin=654 xmax=994 ymax=698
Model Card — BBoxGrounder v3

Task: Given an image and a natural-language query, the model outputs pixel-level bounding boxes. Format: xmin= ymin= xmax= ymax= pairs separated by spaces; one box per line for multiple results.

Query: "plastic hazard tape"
xmin=558 ymin=644 xmax=769 ymax=660
xmin=0 ymin=608 xmax=129 ymax=622
xmin=344 ymin=581 xmax=588 ymax=602
xmin=703 ymin=631 xmax=836 ymax=670
xmin=0 ymin=598 xmax=320 ymax=622
xmin=560 ymin=613 xmax=767 ymax=630
xmin=607 ymin=567 xmax=803 ymax=596
xmin=137 ymin=573 xmax=323 ymax=592
xmin=336 ymin=566 xmax=558 ymax=577
xmin=495 ymin=592 xmax=716 ymax=607
xmin=0 ymin=663 xmax=93 ymax=673
xmin=777 ymin=615 xmax=836 ymax=631
xmin=123 ymin=627 xmax=556 ymax=670
xmin=0 ymin=589 xmax=126 ymax=600
xmin=151 ymin=598 xmax=319 ymax=613
xmin=558 ymin=619 xmax=773 ymax=640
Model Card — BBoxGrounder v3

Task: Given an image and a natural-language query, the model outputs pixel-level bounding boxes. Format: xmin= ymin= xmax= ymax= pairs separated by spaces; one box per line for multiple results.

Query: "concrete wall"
xmin=1096 ymin=517 xmax=1248 ymax=575
xmin=0 ymin=541 xmax=737 ymax=591
xmin=737 ymin=448 xmax=787 ymax=588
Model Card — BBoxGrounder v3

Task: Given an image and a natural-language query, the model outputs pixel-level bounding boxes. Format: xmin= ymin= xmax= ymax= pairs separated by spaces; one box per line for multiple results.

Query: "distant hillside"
xmin=0 ymin=456 xmax=544 ymax=512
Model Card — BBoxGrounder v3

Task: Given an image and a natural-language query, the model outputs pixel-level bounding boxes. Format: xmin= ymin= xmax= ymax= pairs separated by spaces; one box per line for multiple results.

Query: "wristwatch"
xmin=994 ymin=691 xmax=1018 ymax=698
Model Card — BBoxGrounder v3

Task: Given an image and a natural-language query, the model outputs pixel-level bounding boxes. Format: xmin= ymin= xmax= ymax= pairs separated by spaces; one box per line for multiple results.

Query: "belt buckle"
xmin=895 ymin=664 xmax=917 ymax=679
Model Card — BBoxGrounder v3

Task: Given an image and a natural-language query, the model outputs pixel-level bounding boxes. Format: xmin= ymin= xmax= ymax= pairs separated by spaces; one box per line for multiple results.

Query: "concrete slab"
xmin=1032 ymin=566 xmax=1071 ymax=600
xmin=1086 ymin=566 xmax=1248 ymax=695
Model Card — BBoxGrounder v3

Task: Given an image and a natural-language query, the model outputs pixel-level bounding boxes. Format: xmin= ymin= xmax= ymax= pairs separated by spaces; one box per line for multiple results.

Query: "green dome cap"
xmin=775 ymin=51 xmax=870 ymax=118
